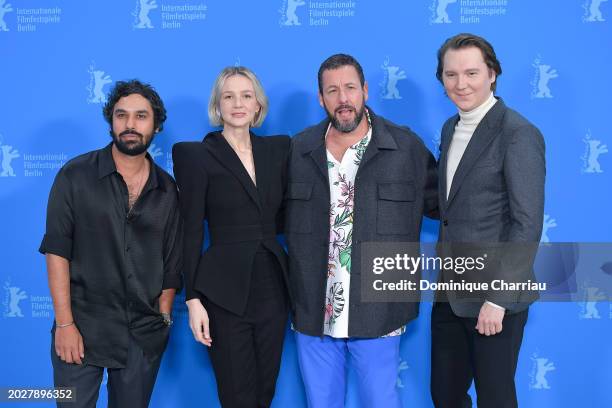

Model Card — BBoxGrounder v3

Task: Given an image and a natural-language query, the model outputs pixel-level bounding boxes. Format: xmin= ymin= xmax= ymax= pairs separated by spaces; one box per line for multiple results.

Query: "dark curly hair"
xmin=436 ymin=33 xmax=502 ymax=92
xmin=103 ymin=80 xmax=167 ymax=131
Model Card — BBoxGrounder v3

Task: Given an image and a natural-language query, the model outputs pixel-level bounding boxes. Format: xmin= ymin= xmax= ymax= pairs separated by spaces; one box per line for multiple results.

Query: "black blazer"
xmin=173 ymin=131 xmax=290 ymax=316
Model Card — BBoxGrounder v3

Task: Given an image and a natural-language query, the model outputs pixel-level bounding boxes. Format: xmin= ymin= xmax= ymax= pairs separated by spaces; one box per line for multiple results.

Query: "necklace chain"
xmin=223 ymin=133 xmax=256 ymax=185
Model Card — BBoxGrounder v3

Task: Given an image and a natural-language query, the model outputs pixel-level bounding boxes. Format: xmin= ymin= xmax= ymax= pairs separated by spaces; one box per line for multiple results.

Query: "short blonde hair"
xmin=208 ymin=66 xmax=269 ymax=128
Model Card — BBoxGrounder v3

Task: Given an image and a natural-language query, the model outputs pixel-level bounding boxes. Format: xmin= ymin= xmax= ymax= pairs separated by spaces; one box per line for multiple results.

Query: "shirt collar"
xmin=97 ymin=143 xmax=117 ymax=179
xmin=97 ymin=142 xmax=165 ymax=192
xmin=324 ymin=108 xmax=372 ymax=142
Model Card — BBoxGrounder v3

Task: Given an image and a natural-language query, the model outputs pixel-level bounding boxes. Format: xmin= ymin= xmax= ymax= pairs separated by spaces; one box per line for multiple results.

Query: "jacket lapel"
xmin=358 ymin=109 xmax=398 ymax=175
xmin=251 ymin=133 xmax=268 ymax=208
xmin=446 ymin=99 xmax=506 ymax=207
xmin=439 ymin=115 xmax=459 ymax=211
xmin=299 ymin=108 xmax=398 ymax=182
xmin=299 ymin=119 xmax=330 ymax=183
xmin=310 ymin=144 xmax=329 ymax=183
xmin=204 ymin=131 xmax=262 ymax=212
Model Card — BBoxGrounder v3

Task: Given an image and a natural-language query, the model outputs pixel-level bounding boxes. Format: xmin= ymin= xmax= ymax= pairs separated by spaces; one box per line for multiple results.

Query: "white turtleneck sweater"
xmin=446 ymin=92 xmax=497 ymax=199
xmin=445 ymin=92 xmax=504 ymax=311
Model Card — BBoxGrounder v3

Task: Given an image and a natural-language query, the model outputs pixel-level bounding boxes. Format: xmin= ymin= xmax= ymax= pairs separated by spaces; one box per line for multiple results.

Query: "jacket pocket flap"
xmin=378 ymin=183 xmax=415 ymax=201
xmin=287 ymin=182 xmax=313 ymax=200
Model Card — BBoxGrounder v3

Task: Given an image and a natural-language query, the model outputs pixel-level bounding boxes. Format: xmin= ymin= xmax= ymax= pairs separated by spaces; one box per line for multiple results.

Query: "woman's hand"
xmin=186 ymin=298 xmax=212 ymax=347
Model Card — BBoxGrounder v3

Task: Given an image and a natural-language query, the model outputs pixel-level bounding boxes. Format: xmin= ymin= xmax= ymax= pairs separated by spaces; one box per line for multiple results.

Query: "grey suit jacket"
xmin=285 ymin=108 xmax=438 ymax=337
xmin=437 ymin=98 xmax=545 ymax=317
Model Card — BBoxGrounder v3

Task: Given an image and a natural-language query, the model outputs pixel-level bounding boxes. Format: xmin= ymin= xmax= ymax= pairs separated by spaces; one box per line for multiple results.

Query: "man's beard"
xmin=111 ymin=129 xmax=154 ymax=156
xmin=325 ymin=102 xmax=366 ymax=133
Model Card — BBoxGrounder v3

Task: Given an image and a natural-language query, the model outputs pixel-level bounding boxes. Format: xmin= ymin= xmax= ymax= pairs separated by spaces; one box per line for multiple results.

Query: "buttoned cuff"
xmin=39 ymin=234 xmax=73 ymax=261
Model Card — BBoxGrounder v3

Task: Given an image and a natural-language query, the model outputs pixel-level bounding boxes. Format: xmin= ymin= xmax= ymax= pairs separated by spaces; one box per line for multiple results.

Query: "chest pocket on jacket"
xmin=377 ymin=182 xmax=415 ymax=235
xmin=285 ymin=182 xmax=313 ymax=233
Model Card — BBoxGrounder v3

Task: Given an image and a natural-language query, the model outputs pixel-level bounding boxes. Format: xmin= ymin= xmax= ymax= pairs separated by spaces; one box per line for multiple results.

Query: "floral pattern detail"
xmin=323 ymin=125 xmax=371 ymax=337
xmin=382 ymin=326 xmax=407 ymax=337
xmin=336 ymin=174 xmax=355 ymax=210
xmin=322 ymin=112 xmax=405 ymax=338
xmin=351 ymin=134 xmax=370 ymax=166
xmin=325 ymin=282 xmax=345 ymax=330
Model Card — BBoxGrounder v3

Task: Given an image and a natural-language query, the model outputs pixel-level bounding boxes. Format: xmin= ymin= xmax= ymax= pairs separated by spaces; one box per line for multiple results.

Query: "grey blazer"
xmin=285 ymin=108 xmax=438 ymax=337
xmin=437 ymin=98 xmax=546 ymax=317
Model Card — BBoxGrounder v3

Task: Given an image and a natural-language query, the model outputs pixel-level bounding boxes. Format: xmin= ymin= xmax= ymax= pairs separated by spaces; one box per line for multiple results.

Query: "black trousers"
xmin=205 ymin=250 xmax=289 ymax=408
xmin=430 ymin=302 xmax=528 ymax=408
xmin=51 ymin=334 xmax=162 ymax=408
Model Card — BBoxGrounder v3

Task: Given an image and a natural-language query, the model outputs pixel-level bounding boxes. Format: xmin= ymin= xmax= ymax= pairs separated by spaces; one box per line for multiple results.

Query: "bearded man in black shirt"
xmin=39 ymin=80 xmax=182 ymax=408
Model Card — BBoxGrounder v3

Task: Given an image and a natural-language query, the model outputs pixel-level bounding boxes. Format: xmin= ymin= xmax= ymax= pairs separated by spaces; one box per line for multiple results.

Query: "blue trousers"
xmin=295 ymin=332 xmax=402 ymax=408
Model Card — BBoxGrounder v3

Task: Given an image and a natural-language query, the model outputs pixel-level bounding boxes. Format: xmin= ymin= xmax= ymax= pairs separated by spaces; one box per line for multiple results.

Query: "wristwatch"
xmin=161 ymin=312 xmax=173 ymax=327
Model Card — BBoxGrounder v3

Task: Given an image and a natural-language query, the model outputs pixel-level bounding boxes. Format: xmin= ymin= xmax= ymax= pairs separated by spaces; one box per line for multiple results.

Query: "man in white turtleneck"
xmin=431 ymin=34 xmax=545 ymax=408
xmin=445 ymin=91 xmax=497 ymax=199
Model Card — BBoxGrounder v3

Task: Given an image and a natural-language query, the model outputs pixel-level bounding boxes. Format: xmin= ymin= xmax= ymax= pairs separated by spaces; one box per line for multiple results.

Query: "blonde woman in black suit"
xmin=173 ymin=66 xmax=290 ymax=408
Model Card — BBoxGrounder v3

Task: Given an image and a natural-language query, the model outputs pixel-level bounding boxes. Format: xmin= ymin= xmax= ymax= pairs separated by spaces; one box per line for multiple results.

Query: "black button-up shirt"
xmin=39 ymin=143 xmax=182 ymax=368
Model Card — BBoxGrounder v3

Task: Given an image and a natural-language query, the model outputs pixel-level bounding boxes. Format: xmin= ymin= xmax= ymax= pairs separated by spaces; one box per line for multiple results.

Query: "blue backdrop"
xmin=1 ymin=1 xmax=611 ymax=407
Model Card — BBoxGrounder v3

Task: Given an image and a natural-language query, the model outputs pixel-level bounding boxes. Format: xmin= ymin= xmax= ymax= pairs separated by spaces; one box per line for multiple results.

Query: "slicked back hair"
xmin=436 ymin=33 xmax=502 ymax=91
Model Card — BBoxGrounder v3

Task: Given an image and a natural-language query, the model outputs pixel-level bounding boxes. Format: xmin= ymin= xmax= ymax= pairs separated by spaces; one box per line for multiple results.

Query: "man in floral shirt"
xmin=285 ymin=54 xmax=438 ymax=407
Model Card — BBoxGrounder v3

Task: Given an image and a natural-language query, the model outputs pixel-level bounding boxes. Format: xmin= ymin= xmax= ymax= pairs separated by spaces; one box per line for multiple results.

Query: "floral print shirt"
xmin=323 ymin=113 xmax=405 ymax=338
